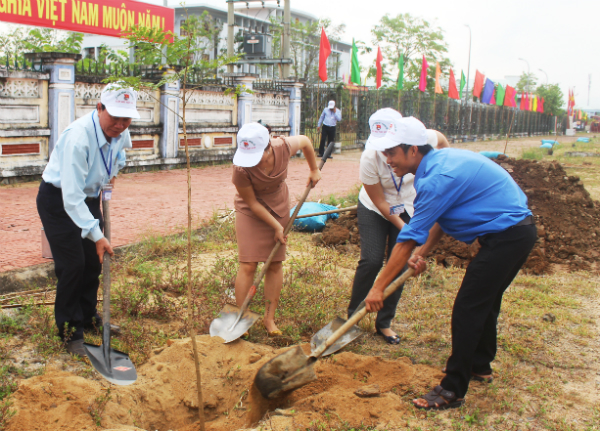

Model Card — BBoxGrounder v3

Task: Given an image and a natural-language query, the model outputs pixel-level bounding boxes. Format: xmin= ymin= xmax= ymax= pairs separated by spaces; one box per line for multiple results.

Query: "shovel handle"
xmin=295 ymin=205 xmax=357 ymax=219
xmin=101 ymin=197 xmax=112 ymax=365
xmin=312 ymin=268 xmax=415 ymax=359
xmin=235 ymin=141 xmax=336 ymax=318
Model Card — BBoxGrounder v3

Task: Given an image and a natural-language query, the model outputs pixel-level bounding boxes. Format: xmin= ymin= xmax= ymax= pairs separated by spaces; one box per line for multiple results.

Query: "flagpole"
xmin=432 ymin=93 xmax=436 ymax=128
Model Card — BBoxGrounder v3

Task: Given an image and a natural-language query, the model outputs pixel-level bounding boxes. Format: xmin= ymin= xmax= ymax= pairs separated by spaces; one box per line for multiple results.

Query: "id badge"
xmin=389 ymin=204 xmax=405 ymax=215
xmin=102 ymin=184 xmax=113 ymax=201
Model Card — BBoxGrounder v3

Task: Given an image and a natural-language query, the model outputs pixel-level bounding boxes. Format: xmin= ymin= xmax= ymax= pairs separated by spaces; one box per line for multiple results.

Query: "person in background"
xmin=347 ymin=108 xmax=449 ymax=345
xmin=364 ymin=116 xmax=536 ymax=410
xmin=317 ymin=100 xmax=342 ymax=158
xmin=231 ymin=123 xmax=321 ymax=336
xmin=37 ymin=83 xmax=139 ymax=356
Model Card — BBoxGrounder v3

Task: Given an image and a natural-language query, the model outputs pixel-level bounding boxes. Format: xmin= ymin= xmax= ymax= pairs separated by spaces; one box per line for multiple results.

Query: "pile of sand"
xmin=6 ymin=335 xmax=440 ymax=431
xmin=320 ymin=157 xmax=600 ymax=274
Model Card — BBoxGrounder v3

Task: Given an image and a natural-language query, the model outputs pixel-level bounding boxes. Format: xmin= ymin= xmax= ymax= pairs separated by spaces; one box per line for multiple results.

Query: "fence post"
xmin=227 ymin=73 xmax=257 ymax=127
xmin=281 ymin=80 xmax=303 ymax=136
xmin=159 ymin=72 xmax=180 ymax=158
xmin=24 ymin=52 xmax=81 ymax=156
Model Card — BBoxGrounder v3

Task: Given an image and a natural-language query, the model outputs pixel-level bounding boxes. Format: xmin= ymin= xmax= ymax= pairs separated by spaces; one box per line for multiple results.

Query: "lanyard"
xmin=388 ymin=166 xmax=403 ymax=195
xmin=91 ymin=111 xmax=112 ymax=178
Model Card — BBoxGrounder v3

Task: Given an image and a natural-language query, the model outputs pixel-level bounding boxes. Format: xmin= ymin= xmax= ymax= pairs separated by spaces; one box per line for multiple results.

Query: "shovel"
xmin=210 ymin=141 xmax=336 ymax=343
xmin=83 ymin=195 xmax=137 ymax=386
xmin=254 ymin=267 xmax=415 ymax=399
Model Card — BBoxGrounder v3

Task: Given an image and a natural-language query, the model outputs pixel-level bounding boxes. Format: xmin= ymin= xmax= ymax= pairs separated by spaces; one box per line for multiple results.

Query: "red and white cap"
xmin=365 ymin=108 xmax=403 ymax=150
xmin=369 ymin=116 xmax=428 ymax=151
xmin=100 ymin=83 xmax=140 ymax=119
xmin=233 ymin=122 xmax=270 ymax=167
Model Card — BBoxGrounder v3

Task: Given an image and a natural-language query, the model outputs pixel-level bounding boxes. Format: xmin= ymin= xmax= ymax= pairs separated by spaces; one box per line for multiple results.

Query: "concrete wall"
xmin=0 ymin=71 xmax=50 ymax=179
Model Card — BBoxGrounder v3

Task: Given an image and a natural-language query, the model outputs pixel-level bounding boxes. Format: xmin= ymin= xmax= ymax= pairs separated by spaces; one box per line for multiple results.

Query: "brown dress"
xmin=232 ymin=138 xmax=293 ymax=262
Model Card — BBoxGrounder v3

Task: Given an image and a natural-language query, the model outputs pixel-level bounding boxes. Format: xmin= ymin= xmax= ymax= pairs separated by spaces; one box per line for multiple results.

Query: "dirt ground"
xmin=5 ymin=336 xmax=440 ymax=431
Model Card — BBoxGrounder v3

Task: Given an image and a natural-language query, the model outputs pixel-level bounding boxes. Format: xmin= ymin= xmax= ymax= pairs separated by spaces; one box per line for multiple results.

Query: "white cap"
xmin=365 ymin=108 xmax=403 ymax=150
xmin=426 ymin=130 xmax=439 ymax=148
xmin=369 ymin=116 xmax=428 ymax=151
xmin=328 ymin=100 xmax=335 ymax=109
xmin=100 ymin=83 xmax=140 ymax=119
xmin=233 ymin=122 xmax=270 ymax=167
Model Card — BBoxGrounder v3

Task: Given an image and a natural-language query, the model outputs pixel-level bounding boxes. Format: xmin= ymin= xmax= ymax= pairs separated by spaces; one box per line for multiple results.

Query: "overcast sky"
xmin=2 ymin=0 xmax=597 ymax=109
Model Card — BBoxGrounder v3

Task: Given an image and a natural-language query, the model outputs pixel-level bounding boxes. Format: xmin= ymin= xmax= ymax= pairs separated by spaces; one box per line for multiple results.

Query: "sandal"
xmin=375 ymin=328 xmax=401 ymax=345
xmin=413 ymin=385 xmax=465 ymax=411
xmin=267 ymin=329 xmax=283 ymax=337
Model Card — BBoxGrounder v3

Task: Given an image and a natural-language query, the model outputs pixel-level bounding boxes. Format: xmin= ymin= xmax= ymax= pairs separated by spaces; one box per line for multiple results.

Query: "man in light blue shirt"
xmin=363 ymin=117 xmax=537 ymax=411
xmin=317 ymin=100 xmax=342 ymax=157
xmin=37 ymin=83 xmax=139 ymax=356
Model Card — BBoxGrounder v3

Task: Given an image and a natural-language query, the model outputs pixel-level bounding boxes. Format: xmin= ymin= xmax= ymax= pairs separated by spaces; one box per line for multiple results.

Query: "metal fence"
xmin=301 ymin=84 xmax=560 ymax=151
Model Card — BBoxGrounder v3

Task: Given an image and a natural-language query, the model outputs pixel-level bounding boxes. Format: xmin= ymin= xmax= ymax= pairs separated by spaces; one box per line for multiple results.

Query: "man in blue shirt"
xmin=317 ymin=100 xmax=342 ymax=157
xmin=36 ymin=83 xmax=139 ymax=356
xmin=365 ymin=117 xmax=537 ymax=410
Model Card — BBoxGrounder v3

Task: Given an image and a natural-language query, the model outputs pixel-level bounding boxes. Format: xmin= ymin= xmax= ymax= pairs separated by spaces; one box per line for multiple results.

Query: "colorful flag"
xmin=376 ymin=46 xmax=383 ymax=89
xmin=540 ymin=97 xmax=545 ymax=113
xmin=504 ymin=85 xmax=516 ymax=107
xmin=397 ymin=53 xmax=404 ymax=90
xmin=351 ymin=38 xmax=361 ymax=85
xmin=481 ymin=78 xmax=495 ymax=104
xmin=490 ymin=90 xmax=496 ymax=105
xmin=519 ymin=92 xmax=526 ymax=110
xmin=529 ymin=93 xmax=533 ymax=111
xmin=419 ymin=55 xmax=428 ymax=92
xmin=318 ymin=27 xmax=331 ymax=83
xmin=473 ymin=70 xmax=485 ymax=99
xmin=532 ymin=95 xmax=538 ymax=112
xmin=448 ymin=69 xmax=459 ymax=100
xmin=434 ymin=62 xmax=443 ymax=94
xmin=460 ymin=71 xmax=466 ymax=99
xmin=496 ymin=84 xmax=505 ymax=106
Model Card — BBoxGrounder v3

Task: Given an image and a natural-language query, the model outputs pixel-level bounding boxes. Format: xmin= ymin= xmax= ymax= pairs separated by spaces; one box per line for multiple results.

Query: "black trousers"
xmin=441 ymin=223 xmax=537 ymax=397
xmin=348 ymin=201 xmax=410 ymax=329
xmin=318 ymin=124 xmax=336 ymax=156
xmin=36 ymin=181 xmax=103 ymax=341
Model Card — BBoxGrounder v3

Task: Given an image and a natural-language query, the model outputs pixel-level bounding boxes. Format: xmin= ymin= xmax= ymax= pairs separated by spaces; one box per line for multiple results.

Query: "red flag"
xmin=520 ymin=92 xmax=526 ymax=110
xmin=419 ymin=55 xmax=429 ymax=92
xmin=318 ymin=27 xmax=331 ymax=82
xmin=376 ymin=46 xmax=383 ymax=89
xmin=490 ymin=89 xmax=496 ymax=105
xmin=472 ymin=70 xmax=485 ymax=98
xmin=448 ymin=69 xmax=459 ymax=100
xmin=504 ymin=86 xmax=516 ymax=107
xmin=540 ymin=97 xmax=545 ymax=113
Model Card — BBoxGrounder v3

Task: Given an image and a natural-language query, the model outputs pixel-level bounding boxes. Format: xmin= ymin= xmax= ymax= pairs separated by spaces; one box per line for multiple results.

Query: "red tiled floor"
xmin=0 ymin=152 xmax=361 ymax=272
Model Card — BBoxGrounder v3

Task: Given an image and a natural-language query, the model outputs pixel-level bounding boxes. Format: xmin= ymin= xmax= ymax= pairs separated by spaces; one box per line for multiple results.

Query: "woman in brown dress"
xmin=232 ymin=123 xmax=321 ymax=336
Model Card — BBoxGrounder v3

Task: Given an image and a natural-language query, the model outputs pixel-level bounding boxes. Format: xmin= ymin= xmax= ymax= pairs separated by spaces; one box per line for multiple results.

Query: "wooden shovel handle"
xmin=312 ymin=268 xmax=416 ymax=359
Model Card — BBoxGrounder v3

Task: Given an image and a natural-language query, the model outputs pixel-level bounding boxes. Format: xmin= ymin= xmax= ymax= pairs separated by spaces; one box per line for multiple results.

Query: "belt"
xmin=513 ymin=215 xmax=534 ymax=227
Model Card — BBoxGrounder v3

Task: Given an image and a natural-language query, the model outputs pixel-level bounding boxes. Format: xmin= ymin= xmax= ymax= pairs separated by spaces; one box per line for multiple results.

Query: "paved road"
xmin=0 ymin=152 xmax=362 ymax=272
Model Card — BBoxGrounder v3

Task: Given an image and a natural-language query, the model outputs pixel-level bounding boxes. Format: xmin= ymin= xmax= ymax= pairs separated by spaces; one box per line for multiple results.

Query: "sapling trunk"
xmin=182 ymin=35 xmax=205 ymax=431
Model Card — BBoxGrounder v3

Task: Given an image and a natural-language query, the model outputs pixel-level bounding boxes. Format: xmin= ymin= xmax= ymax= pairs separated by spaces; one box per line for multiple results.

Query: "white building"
xmin=80 ymin=2 xmax=351 ymax=81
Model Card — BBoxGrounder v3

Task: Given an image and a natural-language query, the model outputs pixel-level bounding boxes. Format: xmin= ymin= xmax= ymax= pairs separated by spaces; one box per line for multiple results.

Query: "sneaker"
xmin=66 ymin=339 xmax=87 ymax=357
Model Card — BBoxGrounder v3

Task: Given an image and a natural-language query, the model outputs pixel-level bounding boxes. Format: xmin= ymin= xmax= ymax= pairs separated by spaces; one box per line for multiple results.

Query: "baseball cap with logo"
xmin=368 ymin=116 xmax=428 ymax=151
xmin=233 ymin=122 xmax=270 ymax=167
xmin=100 ymin=83 xmax=140 ymax=119
xmin=365 ymin=108 xmax=402 ymax=150
xmin=328 ymin=100 xmax=335 ymax=109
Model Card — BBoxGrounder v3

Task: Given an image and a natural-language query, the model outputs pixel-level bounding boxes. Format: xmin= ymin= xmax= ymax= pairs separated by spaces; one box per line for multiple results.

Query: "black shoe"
xmin=375 ymin=328 xmax=401 ymax=345
xmin=66 ymin=339 xmax=87 ymax=357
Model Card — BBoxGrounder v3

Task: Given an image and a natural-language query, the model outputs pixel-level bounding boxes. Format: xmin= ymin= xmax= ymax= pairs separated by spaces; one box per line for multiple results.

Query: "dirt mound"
xmin=320 ymin=157 xmax=600 ymax=274
xmin=6 ymin=335 xmax=440 ymax=431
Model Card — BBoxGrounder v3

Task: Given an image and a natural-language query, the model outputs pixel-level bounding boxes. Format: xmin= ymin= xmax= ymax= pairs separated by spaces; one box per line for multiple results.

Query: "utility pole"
xmin=227 ymin=0 xmax=234 ymax=73
xmin=588 ymin=74 xmax=592 ymax=107
xmin=282 ymin=0 xmax=291 ymax=78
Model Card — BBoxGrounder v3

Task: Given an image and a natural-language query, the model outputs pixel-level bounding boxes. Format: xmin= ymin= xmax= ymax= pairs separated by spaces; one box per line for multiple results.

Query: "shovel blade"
xmin=310 ymin=316 xmax=363 ymax=357
xmin=83 ymin=343 xmax=137 ymax=386
xmin=254 ymin=345 xmax=317 ymax=399
xmin=209 ymin=304 xmax=261 ymax=343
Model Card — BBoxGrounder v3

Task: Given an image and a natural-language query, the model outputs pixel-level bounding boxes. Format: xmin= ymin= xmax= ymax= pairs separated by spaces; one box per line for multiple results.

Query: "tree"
xmin=516 ymin=72 xmax=538 ymax=93
xmin=270 ymin=17 xmax=345 ymax=82
xmin=102 ymin=15 xmax=239 ymax=431
xmin=371 ymin=13 xmax=450 ymax=91
xmin=536 ymin=84 xmax=564 ymax=116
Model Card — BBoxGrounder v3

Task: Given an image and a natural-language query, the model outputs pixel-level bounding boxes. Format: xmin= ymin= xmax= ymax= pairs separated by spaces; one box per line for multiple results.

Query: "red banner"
xmin=0 ymin=0 xmax=174 ymax=39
